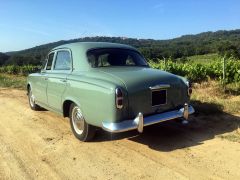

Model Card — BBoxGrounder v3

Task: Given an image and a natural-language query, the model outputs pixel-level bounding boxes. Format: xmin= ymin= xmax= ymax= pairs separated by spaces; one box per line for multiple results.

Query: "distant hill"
xmin=1 ymin=29 xmax=240 ymax=65
xmin=0 ymin=52 xmax=10 ymax=66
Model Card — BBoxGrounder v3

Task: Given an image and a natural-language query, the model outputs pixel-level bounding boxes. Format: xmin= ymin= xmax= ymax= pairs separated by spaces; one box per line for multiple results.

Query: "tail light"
xmin=115 ymin=88 xmax=123 ymax=109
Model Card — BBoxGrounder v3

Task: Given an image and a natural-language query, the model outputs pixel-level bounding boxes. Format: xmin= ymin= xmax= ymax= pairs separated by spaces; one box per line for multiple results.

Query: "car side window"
xmin=54 ymin=50 xmax=71 ymax=70
xmin=46 ymin=53 xmax=54 ymax=70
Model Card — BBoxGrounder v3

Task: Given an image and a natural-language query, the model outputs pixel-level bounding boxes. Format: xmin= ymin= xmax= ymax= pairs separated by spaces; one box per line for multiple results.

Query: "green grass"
xmin=187 ymin=53 xmax=219 ymax=64
xmin=0 ymin=65 xmax=40 ymax=75
xmin=175 ymin=53 xmax=219 ymax=64
xmin=0 ymin=74 xmax=26 ymax=89
xmin=225 ymin=82 xmax=240 ymax=95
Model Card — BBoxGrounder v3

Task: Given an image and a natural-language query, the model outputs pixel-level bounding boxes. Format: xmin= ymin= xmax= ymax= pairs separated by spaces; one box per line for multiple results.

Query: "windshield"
xmin=87 ymin=48 xmax=149 ymax=68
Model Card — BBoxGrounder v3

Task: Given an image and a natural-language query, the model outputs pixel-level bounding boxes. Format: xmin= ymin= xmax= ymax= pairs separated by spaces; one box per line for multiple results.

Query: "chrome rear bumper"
xmin=102 ymin=104 xmax=195 ymax=133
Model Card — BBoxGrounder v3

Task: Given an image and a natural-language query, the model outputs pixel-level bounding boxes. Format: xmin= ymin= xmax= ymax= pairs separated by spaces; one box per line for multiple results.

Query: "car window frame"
xmin=52 ymin=48 xmax=73 ymax=71
xmin=44 ymin=51 xmax=56 ymax=71
xmin=86 ymin=48 xmax=149 ymax=68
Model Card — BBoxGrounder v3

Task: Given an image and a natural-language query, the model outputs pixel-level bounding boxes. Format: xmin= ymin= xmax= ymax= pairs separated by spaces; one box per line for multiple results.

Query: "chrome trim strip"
xmin=149 ymin=84 xmax=170 ymax=90
xmin=102 ymin=105 xmax=195 ymax=133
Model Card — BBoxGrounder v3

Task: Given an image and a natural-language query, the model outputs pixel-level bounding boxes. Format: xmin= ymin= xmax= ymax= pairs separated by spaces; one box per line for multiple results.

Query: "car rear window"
xmin=87 ymin=48 xmax=149 ymax=68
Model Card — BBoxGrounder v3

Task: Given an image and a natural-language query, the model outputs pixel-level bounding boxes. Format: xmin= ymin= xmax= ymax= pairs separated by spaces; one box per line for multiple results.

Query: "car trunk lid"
xmin=96 ymin=67 xmax=189 ymax=118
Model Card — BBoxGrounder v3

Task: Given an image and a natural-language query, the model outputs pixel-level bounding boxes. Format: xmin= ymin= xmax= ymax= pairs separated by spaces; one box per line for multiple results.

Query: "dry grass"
xmin=191 ymin=81 xmax=240 ymax=143
xmin=218 ymin=127 xmax=240 ymax=143
xmin=191 ymin=80 xmax=240 ymax=114
xmin=0 ymin=73 xmax=26 ymax=89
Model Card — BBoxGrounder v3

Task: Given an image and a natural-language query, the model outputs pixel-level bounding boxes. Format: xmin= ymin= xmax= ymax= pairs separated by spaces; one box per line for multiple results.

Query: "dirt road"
xmin=0 ymin=88 xmax=240 ymax=180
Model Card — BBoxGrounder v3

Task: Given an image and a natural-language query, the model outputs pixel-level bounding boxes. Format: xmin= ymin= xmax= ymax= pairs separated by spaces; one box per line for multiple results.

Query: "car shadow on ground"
xmin=38 ymin=108 xmax=48 ymax=111
xmin=93 ymin=100 xmax=240 ymax=152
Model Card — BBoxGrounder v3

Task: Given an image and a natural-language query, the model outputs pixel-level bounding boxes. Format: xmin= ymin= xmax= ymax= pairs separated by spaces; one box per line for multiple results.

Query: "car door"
xmin=34 ymin=52 xmax=55 ymax=105
xmin=47 ymin=49 xmax=72 ymax=112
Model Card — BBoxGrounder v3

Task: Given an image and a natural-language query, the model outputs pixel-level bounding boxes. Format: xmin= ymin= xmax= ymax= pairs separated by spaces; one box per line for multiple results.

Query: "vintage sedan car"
xmin=27 ymin=42 xmax=194 ymax=141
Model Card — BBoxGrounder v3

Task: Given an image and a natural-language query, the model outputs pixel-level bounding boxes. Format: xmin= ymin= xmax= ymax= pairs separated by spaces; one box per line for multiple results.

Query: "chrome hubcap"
xmin=29 ymin=90 xmax=35 ymax=107
xmin=72 ymin=106 xmax=84 ymax=135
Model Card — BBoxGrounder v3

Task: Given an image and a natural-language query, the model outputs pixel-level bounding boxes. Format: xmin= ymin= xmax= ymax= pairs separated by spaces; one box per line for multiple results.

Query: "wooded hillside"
xmin=1 ymin=29 xmax=240 ymax=65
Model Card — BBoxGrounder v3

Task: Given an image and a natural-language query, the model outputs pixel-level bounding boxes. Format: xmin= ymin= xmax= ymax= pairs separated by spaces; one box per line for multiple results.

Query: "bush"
xmin=0 ymin=65 xmax=40 ymax=75
xmin=1 ymin=58 xmax=240 ymax=84
xmin=149 ymin=58 xmax=240 ymax=83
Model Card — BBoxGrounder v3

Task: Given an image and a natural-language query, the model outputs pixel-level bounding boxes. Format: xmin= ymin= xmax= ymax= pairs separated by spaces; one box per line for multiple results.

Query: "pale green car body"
xmin=27 ymin=42 xmax=194 ymax=133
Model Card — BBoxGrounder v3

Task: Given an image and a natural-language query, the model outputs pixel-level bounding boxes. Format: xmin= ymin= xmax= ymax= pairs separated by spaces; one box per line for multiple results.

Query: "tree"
xmin=0 ymin=52 xmax=10 ymax=66
xmin=218 ymin=42 xmax=240 ymax=59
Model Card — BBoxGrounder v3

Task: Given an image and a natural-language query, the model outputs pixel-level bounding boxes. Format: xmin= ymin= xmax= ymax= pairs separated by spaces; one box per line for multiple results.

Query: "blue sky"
xmin=0 ymin=0 xmax=240 ymax=52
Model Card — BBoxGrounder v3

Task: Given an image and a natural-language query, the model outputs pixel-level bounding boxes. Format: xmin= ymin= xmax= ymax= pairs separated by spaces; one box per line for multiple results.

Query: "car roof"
xmin=52 ymin=42 xmax=138 ymax=52
xmin=51 ymin=42 xmax=139 ymax=71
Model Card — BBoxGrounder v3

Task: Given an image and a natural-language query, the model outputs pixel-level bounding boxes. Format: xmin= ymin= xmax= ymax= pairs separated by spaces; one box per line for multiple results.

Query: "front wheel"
xmin=28 ymin=87 xmax=41 ymax=110
xmin=69 ymin=103 xmax=96 ymax=142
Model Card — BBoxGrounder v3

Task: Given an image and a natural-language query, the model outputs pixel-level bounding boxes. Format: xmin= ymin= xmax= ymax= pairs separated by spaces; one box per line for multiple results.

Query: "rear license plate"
xmin=152 ymin=89 xmax=167 ymax=106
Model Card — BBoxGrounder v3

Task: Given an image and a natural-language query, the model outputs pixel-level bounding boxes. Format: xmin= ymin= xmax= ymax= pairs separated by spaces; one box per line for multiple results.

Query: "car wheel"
xmin=69 ymin=103 xmax=96 ymax=142
xmin=28 ymin=87 xmax=41 ymax=110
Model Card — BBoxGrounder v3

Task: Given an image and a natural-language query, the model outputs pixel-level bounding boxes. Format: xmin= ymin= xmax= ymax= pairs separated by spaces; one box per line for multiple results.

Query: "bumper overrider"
xmin=102 ymin=103 xmax=195 ymax=133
